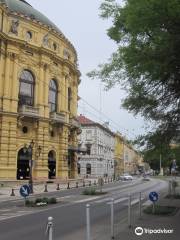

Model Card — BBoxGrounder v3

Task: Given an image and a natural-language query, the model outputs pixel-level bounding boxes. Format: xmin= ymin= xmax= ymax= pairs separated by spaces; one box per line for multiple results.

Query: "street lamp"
xmin=23 ymin=140 xmax=34 ymax=194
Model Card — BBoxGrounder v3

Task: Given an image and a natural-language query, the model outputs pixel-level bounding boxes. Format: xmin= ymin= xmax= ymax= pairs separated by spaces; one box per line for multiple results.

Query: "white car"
xmin=120 ymin=173 xmax=133 ymax=181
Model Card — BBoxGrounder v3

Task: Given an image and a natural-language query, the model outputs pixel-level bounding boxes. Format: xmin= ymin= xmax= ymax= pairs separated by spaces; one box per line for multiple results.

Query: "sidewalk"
xmin=115 ymin=179 xmax=180 ymax=240
xmin=0 ymin=177 xmax=108 ymax=203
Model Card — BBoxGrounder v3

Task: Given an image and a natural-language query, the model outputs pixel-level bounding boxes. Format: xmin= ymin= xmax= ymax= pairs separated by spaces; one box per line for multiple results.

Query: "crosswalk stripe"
xmin=94 ymin=197 xmax=111 ymax=204
xmin=107 ymin=197 xmax=128 ymax=205
xmin=123 ymin=198 xmax=144 ymax=206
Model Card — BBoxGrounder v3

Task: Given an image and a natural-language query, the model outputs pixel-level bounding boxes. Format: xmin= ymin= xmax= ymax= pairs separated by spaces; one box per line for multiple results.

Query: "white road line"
xmin=74 ymin=196 xmax=100 ymax=203
xmin=124 ymin=198 xmax=144 ymax=206
xmin=107 ymin=197 xmax=128 ymax=205
xmin=94 ymin=197 xmax=111 ymax=204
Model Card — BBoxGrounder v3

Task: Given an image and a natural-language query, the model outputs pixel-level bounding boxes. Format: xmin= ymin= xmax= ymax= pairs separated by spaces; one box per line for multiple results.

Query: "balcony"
xmin=50 ymin=112 xmax=66 ymax=124
xmin=18 ymin=105 xmax=39 ymax=118
xmin=70 ymin=117 xmax=81 ymax=129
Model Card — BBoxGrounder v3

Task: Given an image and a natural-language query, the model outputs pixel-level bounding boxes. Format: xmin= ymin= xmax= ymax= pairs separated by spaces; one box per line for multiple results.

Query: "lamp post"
xmin=23 ymin=140 xmax=34 ymax=194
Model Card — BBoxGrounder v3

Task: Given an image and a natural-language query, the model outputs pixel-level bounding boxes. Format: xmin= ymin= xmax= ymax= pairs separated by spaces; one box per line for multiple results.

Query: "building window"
xmin=86 ymin=163 xmax=91 ymax=175
xmin=68 ymin=87 xmax=72 ymax=111
xmin=86 ymin=144 xmax=91 ymax=155
xmin=53 ymin=43 xmax=57 ymax=51
xmin=86 ymin=130 xmax=92 ymax=140
xmin=26 ymin=31 xmax=32 ymax=41
xmin=49 ymin=79 xmax=58 ymax=112
xmin=77 ymin=163 xmax=81 ymax=174
xmin=19 ymin=70 xmax=35 ymax=106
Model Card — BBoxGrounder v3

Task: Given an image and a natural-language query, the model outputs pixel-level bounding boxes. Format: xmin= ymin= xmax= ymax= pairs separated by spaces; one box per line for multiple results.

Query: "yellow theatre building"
xmin=0 ymin=0 xmax=81 ymax=180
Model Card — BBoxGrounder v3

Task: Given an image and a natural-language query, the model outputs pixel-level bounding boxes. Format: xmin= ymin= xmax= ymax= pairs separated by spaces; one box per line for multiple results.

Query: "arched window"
xmin=49 ymin=79 xmax=58 ymax=112
xmin=19 ymin=70 xmax=34 ymax=106
xmin=86 ymin=163 xmax=91 ymax=175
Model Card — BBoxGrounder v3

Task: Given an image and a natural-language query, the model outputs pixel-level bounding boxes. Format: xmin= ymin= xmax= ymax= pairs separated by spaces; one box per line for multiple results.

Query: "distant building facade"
xmin=114 ymin=133 xmax=144 ymax=176
xmin=77 ymin=115 xmax=115 ymax=178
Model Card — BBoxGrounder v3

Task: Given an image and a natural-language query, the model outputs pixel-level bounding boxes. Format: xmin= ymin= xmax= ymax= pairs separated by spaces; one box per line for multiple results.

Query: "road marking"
xmin=107 ymin=197 xmax=128 ymax=205
xmin=94 ymin=197 xmax=111 ymax=204
xmin=74 ymin=196 xmax=100 ymax=203
xmin=123 ymin=198 xmax=144 ymax=206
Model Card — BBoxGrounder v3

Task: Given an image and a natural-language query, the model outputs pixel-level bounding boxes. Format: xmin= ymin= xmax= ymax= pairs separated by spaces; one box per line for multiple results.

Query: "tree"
xmin=88 ymin=0 xmax=180 ymax=144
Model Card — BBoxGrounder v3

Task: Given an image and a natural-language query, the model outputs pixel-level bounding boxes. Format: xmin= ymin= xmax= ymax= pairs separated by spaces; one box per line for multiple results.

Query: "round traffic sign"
xmin=149 ymin=191 xmax=158 ymax=202
xmin=20 ymin=185 xmax=30 ymax=198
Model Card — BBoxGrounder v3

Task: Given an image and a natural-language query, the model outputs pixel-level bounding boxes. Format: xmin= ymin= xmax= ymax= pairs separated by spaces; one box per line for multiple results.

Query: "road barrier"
xmin=56 ymin=183 xmax=60 ymax=191
xmin=86 ymin=204 xmax=91 ymax=240
xmin=46 ymin=216 xmax=53 ymax=240
xmin=139 ymin=192 xmax=142 ymax=219
xmin=9 ymin=177 xmax=118 ymax=197
xmin=44 ymin=184 xmax=48 ymax=192
xmin=128 ymin=194 xmax=132 ymax=228
xmin=10 ymin=188 xmax=15 ymax=196
xmin=110 ymin=198 xmax=114 ymax=239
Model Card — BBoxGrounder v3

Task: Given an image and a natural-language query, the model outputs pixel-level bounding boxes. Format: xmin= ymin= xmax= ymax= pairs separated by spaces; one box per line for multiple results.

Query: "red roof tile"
xmin=77 ymin=114 xmax=95 ymax=124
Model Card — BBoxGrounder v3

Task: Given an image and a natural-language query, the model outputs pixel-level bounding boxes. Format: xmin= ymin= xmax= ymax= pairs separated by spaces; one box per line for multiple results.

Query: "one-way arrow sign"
xmin=20 ymin=185 xmax=30 ymax=198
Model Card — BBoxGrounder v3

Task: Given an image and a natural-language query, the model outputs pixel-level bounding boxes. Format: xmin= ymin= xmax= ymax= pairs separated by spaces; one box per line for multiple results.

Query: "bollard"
xmin=44 ymin=184 xmax=48 ymax=192
xmin=139 ymin=192 xmax=142 ymax=219
xmin=86 ymin=204 xmax=91 ymax=240
xmin=46 ymin=216 xmax=53 ymax=240
xmin=89 ymin=181 xmax=91 ymax=186
xmin=76 ymin=182 xmax=79 ymax=188
xmin=67 ymin=182 xmax=70 ymax=189
xmin=108 ymin=178 xmax=109 ymax=183
xmin=10 ymin=188 xmax=15 ymax=196
xmin=128 ymin=194 xmax=132 ymax=228
xmin=168 ymin=180 xmax=172 ymax=196
xmin=110 ymin=198 xmax=114 ymax=239
xmin=105 ymin=178 xmax=107 ymax=184
xmin=83 ymin=181 xmax=85 ymax=187
xmin=56 ymin=183 xmax=60 ymax=191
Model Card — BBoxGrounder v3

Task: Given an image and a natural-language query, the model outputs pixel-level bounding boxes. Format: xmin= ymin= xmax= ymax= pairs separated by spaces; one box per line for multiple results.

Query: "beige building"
xmin=115 ymin=133 xmax=143 ymax=176
xmin=0 ymin=0 xmax=81 ymax=180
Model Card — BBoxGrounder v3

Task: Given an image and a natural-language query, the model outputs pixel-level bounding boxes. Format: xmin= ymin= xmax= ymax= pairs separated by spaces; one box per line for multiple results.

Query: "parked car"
xmin=119 ymin=173 xmax=133 ymax=181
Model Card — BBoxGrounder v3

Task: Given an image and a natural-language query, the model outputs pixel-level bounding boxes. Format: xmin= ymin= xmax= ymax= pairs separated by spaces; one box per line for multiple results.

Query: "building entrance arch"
xmin=17 ymin=148 xmax=30 ymax=180
xmin=48 ymin=150 xmax=56 ymax=179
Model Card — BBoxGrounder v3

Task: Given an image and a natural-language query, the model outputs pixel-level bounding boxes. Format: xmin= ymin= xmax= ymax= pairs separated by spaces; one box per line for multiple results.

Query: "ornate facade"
xmin=0 ymin=0 xmax=81 ymax=180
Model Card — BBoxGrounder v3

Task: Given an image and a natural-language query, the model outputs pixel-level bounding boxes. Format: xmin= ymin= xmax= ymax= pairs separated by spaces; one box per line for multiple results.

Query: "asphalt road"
xmin=0 ymin=178 xmax=167 ymax=240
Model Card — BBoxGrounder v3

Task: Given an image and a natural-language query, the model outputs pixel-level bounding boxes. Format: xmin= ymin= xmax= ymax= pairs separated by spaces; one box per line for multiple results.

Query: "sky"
xmin=27 ymin=0 xmax=146 ymax=139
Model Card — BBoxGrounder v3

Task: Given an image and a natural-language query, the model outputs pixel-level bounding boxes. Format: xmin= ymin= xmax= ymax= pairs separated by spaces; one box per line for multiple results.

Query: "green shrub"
xmin=144 ymin=205 xmax=177 ymax=215
xmin=25 ymin=199 xmax=35 ymax=207
xmin=83 ymin=187 xmax=96 ymax=195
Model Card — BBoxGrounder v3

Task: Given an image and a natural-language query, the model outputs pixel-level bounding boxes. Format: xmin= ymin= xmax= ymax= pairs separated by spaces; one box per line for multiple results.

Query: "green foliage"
xmin=144 ymin=205 xmax=177 ymax=215
xmin=88 ymin=0 xmax=180 ymax=145
xmin=83 ymin=187 xmax=97 ymax=195
xmin=25 ymin=197 xmax=57 ymax=207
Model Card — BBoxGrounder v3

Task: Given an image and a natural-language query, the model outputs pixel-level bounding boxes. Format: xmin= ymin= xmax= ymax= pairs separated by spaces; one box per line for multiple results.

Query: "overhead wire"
xmin=1 ymin=53 xmax=137 ymax=139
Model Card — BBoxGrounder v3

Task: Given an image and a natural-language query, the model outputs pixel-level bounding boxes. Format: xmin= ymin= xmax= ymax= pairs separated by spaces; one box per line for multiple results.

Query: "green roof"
xmin=0 ymin=0 xmax=62 ymax=34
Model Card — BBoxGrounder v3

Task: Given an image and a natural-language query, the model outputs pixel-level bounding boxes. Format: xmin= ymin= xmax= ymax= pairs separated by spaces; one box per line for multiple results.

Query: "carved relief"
xmin=18 ymin=52 xmax=38 ymax=67
xmin=43 ymin=33 xmax=49 ymax=47
xmin=49 ymin=62 xmax=61 ymax=77
xmin=9 ymin=19 xmax=19 ymax=35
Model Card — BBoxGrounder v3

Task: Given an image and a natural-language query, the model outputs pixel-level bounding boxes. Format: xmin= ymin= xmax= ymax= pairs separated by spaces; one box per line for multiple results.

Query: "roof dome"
xmin=0 ymin=0 xmax=62 ymax=34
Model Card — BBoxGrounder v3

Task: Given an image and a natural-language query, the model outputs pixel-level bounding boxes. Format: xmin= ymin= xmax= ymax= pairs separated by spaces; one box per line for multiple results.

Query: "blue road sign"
xmin=20 ymin=185 xmax=30 ymax=198
xmin=149 ymin=191 xmax=158 ymax=202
